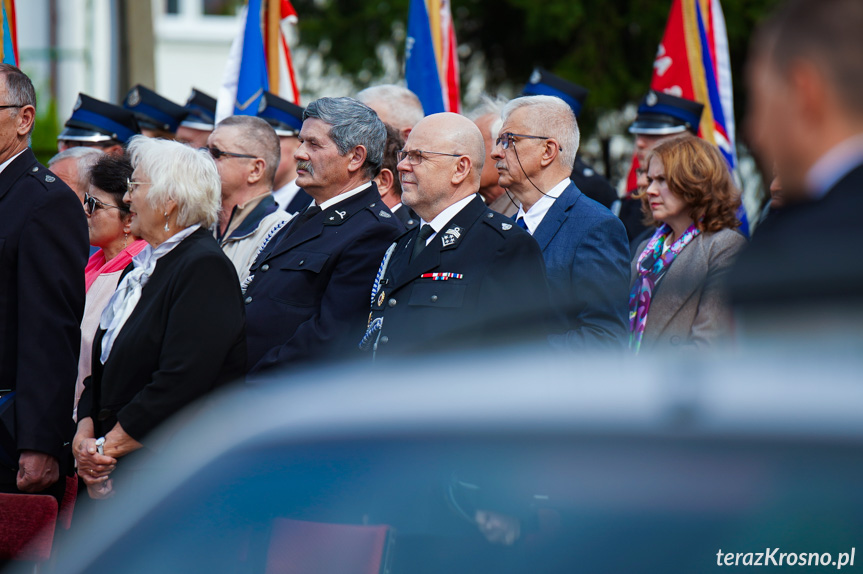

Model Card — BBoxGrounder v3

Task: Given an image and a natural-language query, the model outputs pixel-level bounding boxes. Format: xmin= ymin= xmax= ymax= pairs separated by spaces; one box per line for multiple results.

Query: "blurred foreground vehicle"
xmin=26 ymin=346 xmax=863 ymax=574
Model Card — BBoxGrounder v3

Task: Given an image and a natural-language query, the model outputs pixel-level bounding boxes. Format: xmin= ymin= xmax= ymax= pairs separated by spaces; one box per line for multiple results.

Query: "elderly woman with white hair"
xmin=73 ymin=136 xmax=246 ymax=498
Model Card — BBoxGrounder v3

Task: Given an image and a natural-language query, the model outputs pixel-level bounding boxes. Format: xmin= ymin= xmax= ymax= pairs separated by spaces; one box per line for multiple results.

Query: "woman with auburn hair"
xmin=629 ymin=134 xmax=747 ymax=353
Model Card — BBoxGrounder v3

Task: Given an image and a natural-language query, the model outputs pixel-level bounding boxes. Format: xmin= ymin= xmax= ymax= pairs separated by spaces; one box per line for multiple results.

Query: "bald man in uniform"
xmin=360 ymin=113 xmax=553 ymax=357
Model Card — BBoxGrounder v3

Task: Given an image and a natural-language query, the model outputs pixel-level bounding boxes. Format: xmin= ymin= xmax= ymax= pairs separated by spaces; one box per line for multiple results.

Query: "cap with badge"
xmin=628 ymin=90 xmax=704 ymax=136
xmin=522 ymin=67 xmax=589 ymax=118
xmin=180 ymin=88 xmax=217 ymax=131
xmin=257 ymin=91 xmax=304 ymax=137
xmin=58 ymin=93 xmax=141 ymax=145
xmin=123 ymin=85 xmax=188 ymax=134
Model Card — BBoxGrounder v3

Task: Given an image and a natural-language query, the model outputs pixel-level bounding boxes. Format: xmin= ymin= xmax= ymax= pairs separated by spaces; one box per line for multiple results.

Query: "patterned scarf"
xmin=629 ymin=222 xmax=701 ymax=353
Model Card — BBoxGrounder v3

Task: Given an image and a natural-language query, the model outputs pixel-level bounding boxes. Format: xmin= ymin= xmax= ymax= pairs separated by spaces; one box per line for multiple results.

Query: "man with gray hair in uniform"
xmin=243 ymin=97 xmax=403 ymax=373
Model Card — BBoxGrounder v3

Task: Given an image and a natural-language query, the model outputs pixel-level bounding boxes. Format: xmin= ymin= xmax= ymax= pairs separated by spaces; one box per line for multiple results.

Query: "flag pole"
xmin=266 ymin=0 xmax=280 ymax=96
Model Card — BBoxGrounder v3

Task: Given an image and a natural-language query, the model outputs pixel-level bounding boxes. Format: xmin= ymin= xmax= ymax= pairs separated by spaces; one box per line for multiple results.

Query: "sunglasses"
xmin=84 ymin=193 xmax=124 ymax=216
xmin=200 ymin=146 xmax=258 ymax=160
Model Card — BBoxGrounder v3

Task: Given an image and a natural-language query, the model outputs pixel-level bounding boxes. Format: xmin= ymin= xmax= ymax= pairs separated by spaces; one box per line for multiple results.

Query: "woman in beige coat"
xmin=629 ymin=135 xmax=746 ymax=353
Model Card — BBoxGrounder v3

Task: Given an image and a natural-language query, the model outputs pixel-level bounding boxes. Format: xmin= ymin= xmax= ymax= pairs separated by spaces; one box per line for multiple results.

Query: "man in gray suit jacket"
xmin=490 ymin=95 xmax=630 ymax=349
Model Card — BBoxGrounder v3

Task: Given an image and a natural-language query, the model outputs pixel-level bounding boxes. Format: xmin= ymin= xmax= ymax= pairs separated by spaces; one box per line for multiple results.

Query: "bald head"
xmin=398 ymin=112 xmax=485 ymax=221
xmin=418 ymin=112 xmax=485 ymax=178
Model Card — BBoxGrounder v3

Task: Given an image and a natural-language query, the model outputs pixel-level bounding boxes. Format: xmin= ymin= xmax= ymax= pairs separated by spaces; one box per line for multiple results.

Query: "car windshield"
xmin=73 ymin=433 xmax=863 ymax=574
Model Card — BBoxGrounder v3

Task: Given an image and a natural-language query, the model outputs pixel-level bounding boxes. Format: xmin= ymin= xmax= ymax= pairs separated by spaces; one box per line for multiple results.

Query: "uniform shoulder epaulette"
xmin=27 ymin=164 xmax=64 ymax=190
xmin=481 ymin=209 xmax=516 ymax=237
xmin=366 ymin=201 xmax=394 ymax=221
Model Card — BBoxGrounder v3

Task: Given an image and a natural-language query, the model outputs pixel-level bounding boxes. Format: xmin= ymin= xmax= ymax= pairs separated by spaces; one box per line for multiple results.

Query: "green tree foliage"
xmin=291 ymin=0 xmax=781 ymax=135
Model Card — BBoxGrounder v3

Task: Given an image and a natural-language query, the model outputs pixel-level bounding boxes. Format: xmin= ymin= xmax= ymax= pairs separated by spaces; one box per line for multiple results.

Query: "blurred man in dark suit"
xmin=729 ymin=0 xmax=863 ymax=331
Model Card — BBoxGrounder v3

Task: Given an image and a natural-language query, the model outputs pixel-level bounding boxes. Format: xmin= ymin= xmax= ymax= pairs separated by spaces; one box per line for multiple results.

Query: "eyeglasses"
xmin=397 ymin=149 xmax=464 ymax=165
xmin=84 ymin=193 xmax=123 ymax=216
xmin=495 ymin=132 xmax=552 ymax=150
xmin=0 ymin=104 xmax=23 ymax=110
xmin=201 ymin=146 xmax=257 ymax=160
xmin=126 ymin=178 xmax=153 ymax=196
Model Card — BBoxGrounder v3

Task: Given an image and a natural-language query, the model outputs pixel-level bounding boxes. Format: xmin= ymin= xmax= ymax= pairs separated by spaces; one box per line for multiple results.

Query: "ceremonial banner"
xmin=1 ymin=0 xmax=18 ymax=66
xmin=217 ymin=0 xmax=300 ymax=122
xmin=627 ymin=0 xmax=736 ymax=185
xmin=405 ymin=0 xmax=460 ymax=115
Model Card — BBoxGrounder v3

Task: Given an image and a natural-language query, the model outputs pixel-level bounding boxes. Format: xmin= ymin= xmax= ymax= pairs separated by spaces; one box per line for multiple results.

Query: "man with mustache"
xmin=243 ymin=97 xmax=403 ymax=373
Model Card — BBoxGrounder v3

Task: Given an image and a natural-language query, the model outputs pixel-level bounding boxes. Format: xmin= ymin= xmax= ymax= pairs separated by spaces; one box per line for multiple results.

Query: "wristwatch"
xmin=95 ymin=436 xmax=105 ymax=456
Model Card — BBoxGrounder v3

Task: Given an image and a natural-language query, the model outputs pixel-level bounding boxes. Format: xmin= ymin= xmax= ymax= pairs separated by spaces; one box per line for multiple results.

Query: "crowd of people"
xmin=0 ymin=0 xmax=860 ymax=545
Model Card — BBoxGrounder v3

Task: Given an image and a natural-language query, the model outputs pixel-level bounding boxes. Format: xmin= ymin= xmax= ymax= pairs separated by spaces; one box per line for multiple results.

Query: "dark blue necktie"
xmin=516 ymin=217 xmax=528 ymax=230
xmin=411 ymin=224 xmax=435 ymax=261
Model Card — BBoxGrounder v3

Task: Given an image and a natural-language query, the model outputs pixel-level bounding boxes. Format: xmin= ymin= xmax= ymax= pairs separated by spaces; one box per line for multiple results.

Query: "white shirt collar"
xmin=316 ymin=181 xmax=372 ymax=211
xmin=272 ymin=178 xmax=300 ymax=210
xmin=805 ymin=133 xmax=863 ymax=200
xmin=419 ymin=194 xmax=476 ymax=245
xmin=392 ymin=202 xmax=403 ymax=212
xmin=0 ymin=149 xmax=27 ymax=175
xmin=515 ymin=178 xmax=570 ymax=235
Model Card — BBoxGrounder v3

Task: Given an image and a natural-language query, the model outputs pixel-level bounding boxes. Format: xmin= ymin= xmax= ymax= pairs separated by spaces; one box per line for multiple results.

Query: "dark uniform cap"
xmin=629 ymin=90 xmax=704 ymax=136
xmin=123 ymin=85 xmax=188 ymax=133
xmin=58 ymin=93 xmax=141 ymax=145
xmin=521 ymin=67 xmax=589 ymax=118
xmin=180 ymin=88 xmax=217 ymax=131
xmin=257 ymin=91 xmax=304 ymax=137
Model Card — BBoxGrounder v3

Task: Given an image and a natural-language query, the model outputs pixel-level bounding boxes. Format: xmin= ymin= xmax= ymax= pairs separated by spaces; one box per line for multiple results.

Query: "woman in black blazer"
xmin=73 ymin=136 xmax=246 ymax=498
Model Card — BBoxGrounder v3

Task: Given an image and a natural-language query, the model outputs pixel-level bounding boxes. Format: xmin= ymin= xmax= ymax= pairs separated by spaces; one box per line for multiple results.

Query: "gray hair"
xmin=467 ymin=94 xmax=508 ymax=121
xmin=356 ymin=85 xmax=424 ymax=132
xmin=49 ymin=147 xmax=104 ymax=193
xmin=127 ymin=135 xmax=221 ymax=228
xmin=304 ymin=97 xmax=387 ymax=178
xmin=0 ymin=64 xmax=36 ymax=135
xmin=501 ymin=95 xmax=580 ymax=167
xmin=214 ymin=115 xmax=281 ymax=187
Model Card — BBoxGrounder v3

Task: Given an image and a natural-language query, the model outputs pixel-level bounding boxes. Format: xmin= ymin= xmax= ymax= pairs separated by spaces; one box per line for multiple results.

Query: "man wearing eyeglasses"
xmin=490 ymin=95 xmax=629 ymax=350
xmin=207 ymin=115 xmax=292 ymax=284
xmin=0 ymin=65 xmax=88 ymax=501
xmin=243 ymin=97 xmax=403 ymax=373
xmin=359 ymin=112 xmax=553 ymax=357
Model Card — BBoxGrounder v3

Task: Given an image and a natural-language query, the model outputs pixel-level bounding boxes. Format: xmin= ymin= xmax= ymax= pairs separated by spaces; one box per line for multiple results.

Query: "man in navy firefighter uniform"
xmin=243 ymin=97 xmax=403 ymax=373
xmin=360 ymin=112 xmax=553 ymax=357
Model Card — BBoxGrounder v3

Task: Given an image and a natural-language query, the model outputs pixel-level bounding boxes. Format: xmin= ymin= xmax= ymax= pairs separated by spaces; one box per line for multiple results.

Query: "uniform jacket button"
xmin=244 ymin=296 xmax=253 ymax=304
xmin=298 ymin=260 xmax=305 ymax=266
xmin=380 ymin=335 xmax=389 ymax=344
xmin=388 ymin=298 xmax=397 ymax=307
xmin=261 ymin=264 xmax=270 ymax=271
xmin=430 ymin=295 xmax=438 ymax=302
